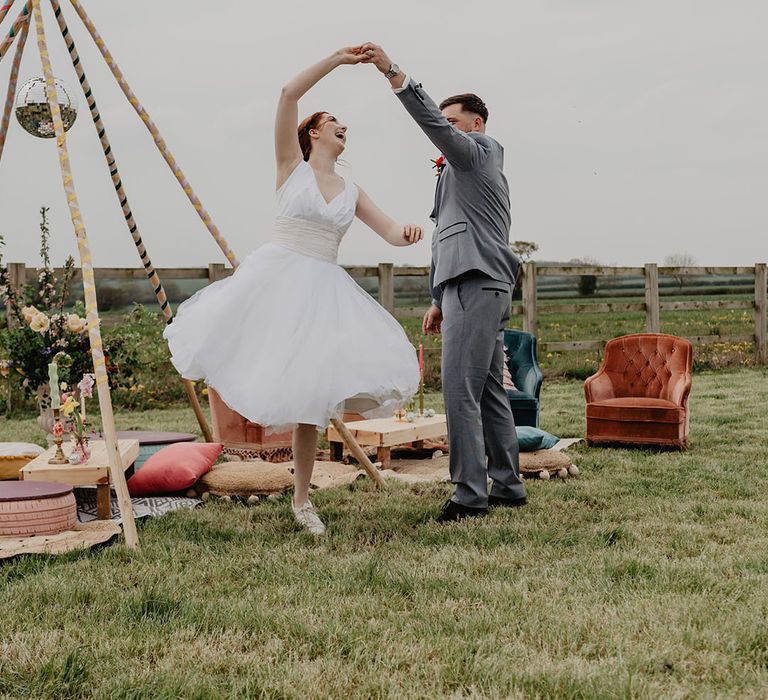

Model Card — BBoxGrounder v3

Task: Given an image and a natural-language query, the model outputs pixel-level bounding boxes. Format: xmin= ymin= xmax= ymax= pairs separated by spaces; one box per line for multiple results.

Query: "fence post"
xmin=5 ymin=262 xmax=26 ymax=329
xmin=755 ymin=263 xmax=767 ymax=365
xmin=207 ymin=263 xmax=226 ymax=285
xmin=644 ymin=263 xmax=660 ymax=333
xmin=378 ymin=263 xmax=394 ymax=315
xmin=522 ymin=262 xmax=537 ymax=337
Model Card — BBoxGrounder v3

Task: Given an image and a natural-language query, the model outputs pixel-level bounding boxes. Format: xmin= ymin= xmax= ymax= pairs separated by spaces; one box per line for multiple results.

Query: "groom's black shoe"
xmin=488 ymin=495 xmax=528 ymax=509
xmin=435 ymin=499 xmax=488 ymax=524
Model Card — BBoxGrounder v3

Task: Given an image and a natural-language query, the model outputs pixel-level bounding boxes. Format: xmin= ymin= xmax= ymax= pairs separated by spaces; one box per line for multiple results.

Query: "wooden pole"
xmin=0 ymin=5 xmax=28 ymax=160
xmin=0 ymin=2 xmax=19 ymax=25
xmin=329 ymin=418 xmax=386 ymax=488
xmin=522 ymin=261 xmax=537 ymax=337
xmin=207 ymin=263 xmax=226 ymax=284
xmin=0 ymin=2 xmax=30 ymax=65
xmin=755 ymin=263 xmax=767 ymax=365
xmin=644 ymin=263 xmax=660 ymax=333
xmin=378 ymin=262 xmax=394 ymax=315
xmin=32 ymin=0 xmax=138 ymax=547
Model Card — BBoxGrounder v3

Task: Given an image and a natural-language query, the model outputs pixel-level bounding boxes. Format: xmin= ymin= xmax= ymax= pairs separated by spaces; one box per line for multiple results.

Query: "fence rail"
xmin=4 ymin=261 xmax=767 ymax=364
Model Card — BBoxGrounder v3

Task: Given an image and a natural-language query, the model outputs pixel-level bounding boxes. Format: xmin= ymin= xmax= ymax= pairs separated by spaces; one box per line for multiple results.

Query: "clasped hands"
xmin=335 ymin=43 xmax=393 ymax=73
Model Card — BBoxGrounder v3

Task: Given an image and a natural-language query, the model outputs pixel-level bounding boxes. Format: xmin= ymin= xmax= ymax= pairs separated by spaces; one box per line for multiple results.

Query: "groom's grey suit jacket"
xmin=395 ymin=79 xmax=520 ymax=305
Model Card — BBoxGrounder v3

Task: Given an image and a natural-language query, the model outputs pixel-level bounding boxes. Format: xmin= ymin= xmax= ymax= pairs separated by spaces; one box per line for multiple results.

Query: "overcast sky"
xmin=0 ymin=0 xmax=765 ymax=271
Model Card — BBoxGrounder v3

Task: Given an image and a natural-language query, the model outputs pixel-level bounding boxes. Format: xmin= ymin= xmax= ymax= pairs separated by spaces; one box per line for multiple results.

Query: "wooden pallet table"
xmin=20 ymin=439 xmax=139 ymax=520
xmin=326 ymin=415 xmax=447 ymax=469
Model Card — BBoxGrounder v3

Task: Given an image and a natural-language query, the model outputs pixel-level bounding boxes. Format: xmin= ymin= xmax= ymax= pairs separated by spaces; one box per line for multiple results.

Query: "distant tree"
xmin=573 ymin=256 xmax=600 ymax=297
xmin=664 ymin=253 xmax=696 ymax=292
xmin=510 ymin=241 xmax=538 ymax=299
xmin=510 ymin=240 xmax=538 ymax=262
xmin=96 ymin=284 xmax=131 ymax=311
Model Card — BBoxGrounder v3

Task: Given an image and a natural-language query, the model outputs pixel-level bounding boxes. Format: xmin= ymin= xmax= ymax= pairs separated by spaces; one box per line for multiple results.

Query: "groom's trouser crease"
xmin=441 ymin=272 xmax=526 ymax=508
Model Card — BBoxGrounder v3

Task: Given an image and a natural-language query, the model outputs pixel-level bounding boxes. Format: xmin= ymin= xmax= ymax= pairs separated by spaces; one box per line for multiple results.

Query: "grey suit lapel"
xmin=430 ymin=163 xmax=446 ymax=222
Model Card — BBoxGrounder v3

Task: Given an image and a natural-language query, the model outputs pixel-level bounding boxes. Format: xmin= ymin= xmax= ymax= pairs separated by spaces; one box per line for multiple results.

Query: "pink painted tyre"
xmin=0 ymin=481 xmax=77 ymax=537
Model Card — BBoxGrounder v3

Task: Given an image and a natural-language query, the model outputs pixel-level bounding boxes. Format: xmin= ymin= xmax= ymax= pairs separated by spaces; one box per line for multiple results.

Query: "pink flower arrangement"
xmin=78 ymin=373 xmax=95 ymax=399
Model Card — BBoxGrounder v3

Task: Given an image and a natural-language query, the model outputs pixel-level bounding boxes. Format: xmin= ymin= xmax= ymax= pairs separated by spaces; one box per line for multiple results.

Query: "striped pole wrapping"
xmin=0 ymin=5 xmax=26 ymax=159
xmin=0 ymin=2 xmax=29 ymax=64
xmin=31 ymin=0 xmax=138 ymax=548
xmin=49 ymin=0 xmax=171 ymax=321
xmin=67 ymin=0 xmax=240 ymax=270
xmin=0 ymin=1 xmax=17 ymax=24
xmin=48 ymin=0 xmax=213 ymax=442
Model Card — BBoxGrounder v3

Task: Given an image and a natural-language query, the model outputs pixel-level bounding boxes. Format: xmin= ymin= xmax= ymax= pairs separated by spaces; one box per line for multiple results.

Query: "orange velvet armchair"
xmin=584 ymin=334 xmax=692 ymax=448
xmin=208 ymin=388 xmax=293 ymax=457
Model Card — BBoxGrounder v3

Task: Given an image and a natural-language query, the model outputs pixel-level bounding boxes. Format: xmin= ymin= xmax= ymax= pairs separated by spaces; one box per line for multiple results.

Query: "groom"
xmin=361 ymin=43 xmax=527 ymax=522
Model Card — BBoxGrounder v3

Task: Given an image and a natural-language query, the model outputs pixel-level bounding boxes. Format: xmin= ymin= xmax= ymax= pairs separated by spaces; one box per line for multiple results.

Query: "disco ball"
xmin=15 ymin=76 xmax=78 ymax=138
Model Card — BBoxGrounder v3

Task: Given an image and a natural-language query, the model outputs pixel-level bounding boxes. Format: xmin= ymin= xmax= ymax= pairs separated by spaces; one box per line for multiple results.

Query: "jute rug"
xmin=0 ymin=520 xmax=120 ymax=560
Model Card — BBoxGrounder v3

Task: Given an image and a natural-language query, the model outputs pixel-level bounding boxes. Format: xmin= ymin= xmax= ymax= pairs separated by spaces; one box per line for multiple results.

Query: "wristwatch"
xmin=384 ymin=63 xmax=400 ymax=79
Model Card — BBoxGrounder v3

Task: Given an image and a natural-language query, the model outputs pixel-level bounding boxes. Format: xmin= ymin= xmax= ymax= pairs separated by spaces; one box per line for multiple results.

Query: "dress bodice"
xmin=276 ymin=160 xmax=358 ymax=234
xmin=272 ymin=161 xmax=357 ymax=264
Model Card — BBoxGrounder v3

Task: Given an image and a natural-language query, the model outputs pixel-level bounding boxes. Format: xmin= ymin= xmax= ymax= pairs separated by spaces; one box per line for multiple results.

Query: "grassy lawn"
xmin=1 ymin=368 xmax=767 ymax=698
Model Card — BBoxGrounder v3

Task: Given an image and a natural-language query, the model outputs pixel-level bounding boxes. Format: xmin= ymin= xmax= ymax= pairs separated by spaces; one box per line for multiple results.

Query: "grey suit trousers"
xmin=441 ymin=272 xmax=526 ymax=508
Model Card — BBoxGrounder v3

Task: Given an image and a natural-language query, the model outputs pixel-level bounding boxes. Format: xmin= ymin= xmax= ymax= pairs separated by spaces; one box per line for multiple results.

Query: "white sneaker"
xmin=292 ymin=500 xmax=326 ymax=535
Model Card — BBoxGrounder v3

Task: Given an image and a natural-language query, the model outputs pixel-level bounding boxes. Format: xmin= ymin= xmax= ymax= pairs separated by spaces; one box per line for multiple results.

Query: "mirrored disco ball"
xmin=15 ymin=76 xmax=78 ymax=138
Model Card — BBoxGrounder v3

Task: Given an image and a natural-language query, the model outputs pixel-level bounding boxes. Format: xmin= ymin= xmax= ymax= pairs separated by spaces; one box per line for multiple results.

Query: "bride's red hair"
xmin=297 ymin=112 xmax=327 ymax=161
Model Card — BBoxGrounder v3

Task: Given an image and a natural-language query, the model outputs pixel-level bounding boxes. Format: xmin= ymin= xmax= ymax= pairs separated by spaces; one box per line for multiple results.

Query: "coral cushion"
xmin=127 ymin=442 xmax=222 ymax=497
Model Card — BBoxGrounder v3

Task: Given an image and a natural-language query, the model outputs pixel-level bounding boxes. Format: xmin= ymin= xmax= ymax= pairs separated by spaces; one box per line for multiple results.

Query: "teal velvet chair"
xmin=503 ymin=329 xmax=543 ymax=428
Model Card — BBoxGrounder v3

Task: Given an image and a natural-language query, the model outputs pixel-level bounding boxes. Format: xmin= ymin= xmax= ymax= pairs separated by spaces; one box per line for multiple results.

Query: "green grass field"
xmin=1 ymin=368 xmax=767 ymax=699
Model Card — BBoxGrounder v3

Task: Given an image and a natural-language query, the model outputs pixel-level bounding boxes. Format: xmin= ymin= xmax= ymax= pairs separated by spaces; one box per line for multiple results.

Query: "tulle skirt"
xmin=164 ymin=243 xmax=420 ymax=431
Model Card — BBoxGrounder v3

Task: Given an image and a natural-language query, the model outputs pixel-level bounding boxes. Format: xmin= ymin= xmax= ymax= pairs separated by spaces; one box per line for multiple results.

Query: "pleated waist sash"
xmin=271 ymin=216 xmax=343 ymax=263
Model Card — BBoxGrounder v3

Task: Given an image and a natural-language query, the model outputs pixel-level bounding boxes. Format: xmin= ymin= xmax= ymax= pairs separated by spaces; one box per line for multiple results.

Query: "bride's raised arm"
xmin=275 ymin=47 xmax=367 ymax=188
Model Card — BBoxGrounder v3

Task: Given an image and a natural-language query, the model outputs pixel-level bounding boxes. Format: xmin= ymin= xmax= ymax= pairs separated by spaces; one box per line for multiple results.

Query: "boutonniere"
xmin=431 ymin=155 xmax=446 ymax=177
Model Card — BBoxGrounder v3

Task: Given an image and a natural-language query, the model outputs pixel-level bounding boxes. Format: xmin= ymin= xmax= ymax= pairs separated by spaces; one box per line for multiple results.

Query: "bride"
xmin=164 ymin=47 xmax=422 ymax=535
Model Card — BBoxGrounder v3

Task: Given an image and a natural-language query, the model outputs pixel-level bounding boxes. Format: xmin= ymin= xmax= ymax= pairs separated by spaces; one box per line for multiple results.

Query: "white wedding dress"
xmin=164 ymin=160 xmax=420 ymax=431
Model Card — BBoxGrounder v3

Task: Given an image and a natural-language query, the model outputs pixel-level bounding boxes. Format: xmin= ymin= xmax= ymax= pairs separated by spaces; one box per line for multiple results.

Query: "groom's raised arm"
xmin=392 ymin=78 xmax=489 ymax=171
xmin=359 ymin=43 xmax=488 ymax=171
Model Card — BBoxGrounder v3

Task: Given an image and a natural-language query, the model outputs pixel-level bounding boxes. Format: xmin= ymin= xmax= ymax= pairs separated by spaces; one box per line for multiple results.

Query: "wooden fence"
xmin=4 ymin=261 xmax=767 ymax=364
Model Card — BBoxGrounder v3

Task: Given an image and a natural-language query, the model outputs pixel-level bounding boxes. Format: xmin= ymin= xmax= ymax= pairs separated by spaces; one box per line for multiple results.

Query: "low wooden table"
xmin=326 ymin=415 xmax=447 ymax=469
xmin=20 ymin=439 xmax=139 ymax=520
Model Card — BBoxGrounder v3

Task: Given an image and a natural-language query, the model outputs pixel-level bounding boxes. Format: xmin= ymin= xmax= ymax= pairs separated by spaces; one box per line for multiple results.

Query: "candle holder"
xmin=48 ymin=408 xmax=68 ymax=465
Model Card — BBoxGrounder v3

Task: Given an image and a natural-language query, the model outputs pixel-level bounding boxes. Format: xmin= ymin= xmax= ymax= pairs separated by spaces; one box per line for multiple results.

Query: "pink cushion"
xmin=127 ymin=442 xmax=222 ymax=497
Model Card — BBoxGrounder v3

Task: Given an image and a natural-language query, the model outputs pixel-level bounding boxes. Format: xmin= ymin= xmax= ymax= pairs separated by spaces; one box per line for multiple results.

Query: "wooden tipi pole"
xmin=31 ymin=0 xmax=138 ymax=546
xmin=0 ymin=3 xmax=28 ymax=159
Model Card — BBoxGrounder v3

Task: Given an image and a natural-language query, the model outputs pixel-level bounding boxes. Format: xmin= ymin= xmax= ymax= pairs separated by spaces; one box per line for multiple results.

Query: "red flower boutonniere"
xmin=431 ymin=155 xmax=446 ymax=177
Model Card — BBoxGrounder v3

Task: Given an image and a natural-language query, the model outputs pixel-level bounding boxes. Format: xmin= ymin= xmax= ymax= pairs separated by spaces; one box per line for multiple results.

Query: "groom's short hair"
xmin=439 ymin=93 xmax=488 ymax=123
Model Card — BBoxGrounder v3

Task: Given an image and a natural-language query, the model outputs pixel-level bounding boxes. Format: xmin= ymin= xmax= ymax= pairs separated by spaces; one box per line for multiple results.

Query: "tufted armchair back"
xmin=585 ymin=334 xmax=692 ymax=406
